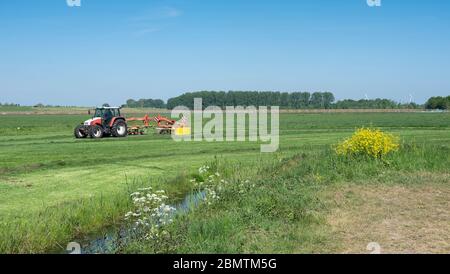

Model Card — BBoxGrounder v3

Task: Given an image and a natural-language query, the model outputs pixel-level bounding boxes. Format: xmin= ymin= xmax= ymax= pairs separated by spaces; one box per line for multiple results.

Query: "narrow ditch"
xmin=61 ymin=191 xmax=206 ymax=254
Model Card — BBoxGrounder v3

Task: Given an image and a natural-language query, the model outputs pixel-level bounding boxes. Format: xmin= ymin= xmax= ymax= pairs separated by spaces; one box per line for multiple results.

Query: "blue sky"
xmin=1 ymin=0 xmax=449 ymax=106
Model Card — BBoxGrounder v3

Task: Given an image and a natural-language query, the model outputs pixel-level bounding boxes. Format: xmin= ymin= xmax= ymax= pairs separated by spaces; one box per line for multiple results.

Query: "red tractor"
xmin=74 ymin=107 xmax=128 ymax=139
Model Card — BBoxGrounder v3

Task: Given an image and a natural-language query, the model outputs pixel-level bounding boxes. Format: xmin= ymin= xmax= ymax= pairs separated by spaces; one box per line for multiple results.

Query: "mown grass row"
xmin=2 ymin=112 xmax=450 ymax=137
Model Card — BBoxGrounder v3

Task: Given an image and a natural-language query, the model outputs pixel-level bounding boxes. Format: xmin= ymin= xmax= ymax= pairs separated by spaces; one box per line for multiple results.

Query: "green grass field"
xmin=0 ymin=112 xmax=449 ymax=253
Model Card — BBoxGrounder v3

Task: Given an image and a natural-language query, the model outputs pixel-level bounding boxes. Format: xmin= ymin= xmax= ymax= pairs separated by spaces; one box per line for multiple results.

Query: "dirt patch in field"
xmin=327 ymin=180 xmax=450 ymax=254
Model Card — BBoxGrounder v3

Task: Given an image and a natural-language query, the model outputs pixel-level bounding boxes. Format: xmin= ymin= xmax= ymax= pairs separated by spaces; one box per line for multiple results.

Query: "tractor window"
xmin=103 ymin=109 xmax=113 ymax=124
xmin=94 ymin=109 xmax=104 ymax=118
xmin=110 ymin=109 xmax=121 ymax=117
xmin=92 ymin=108 xmax=120 ymax=119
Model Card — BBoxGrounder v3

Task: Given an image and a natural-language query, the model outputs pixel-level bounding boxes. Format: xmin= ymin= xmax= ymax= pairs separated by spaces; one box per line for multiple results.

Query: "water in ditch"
xmin=62 ymin=191 xmax=206 ymax=254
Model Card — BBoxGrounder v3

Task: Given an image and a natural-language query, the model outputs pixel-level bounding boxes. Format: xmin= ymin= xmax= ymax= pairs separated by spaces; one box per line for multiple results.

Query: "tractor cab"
xmin=93 ymin=107 xmax=121 ymax=119
xmin=92 ymin=107 xmax=122 ymax=126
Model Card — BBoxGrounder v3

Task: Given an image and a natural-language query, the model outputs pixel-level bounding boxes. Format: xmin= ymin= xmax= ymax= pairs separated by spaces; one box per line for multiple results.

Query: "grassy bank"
xmin=125 ymin=141 xmax=450 ymax=254
xmin=0 ymin=171 xmax=200 ymax=253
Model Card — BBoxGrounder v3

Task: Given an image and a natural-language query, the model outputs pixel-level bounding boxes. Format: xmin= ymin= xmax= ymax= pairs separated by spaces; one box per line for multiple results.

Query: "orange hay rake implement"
xmin=126 ymin=114 xmax=179 ymax=135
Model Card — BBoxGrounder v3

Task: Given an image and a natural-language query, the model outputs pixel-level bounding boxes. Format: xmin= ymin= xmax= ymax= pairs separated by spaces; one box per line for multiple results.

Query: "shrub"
xmin=335 ymin=128 xmax=399 ymax=159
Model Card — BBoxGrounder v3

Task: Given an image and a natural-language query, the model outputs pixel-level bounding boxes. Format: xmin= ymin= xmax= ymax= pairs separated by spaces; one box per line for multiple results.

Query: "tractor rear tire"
xmin=74 ymin=125 xmax=88 ymax=139
xmin=112 ymin=120 xmax=128 ymax=138
xmin=90 ymin=125 xmax=104 ymax=139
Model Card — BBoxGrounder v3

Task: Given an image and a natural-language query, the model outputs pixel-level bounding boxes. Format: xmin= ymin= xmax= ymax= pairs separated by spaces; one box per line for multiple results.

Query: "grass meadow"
xmin=0 ymin=112 xmax=449 ymax=253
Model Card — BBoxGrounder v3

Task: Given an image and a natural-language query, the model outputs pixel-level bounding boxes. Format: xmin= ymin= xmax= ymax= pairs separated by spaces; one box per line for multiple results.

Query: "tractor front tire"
xmin=112 ymin=120 xmax=128 ymax=138
xmin=74 ymin=125 xmax=88 ymax=139
xmin=90 ymin=125 xmax=104 ymax=139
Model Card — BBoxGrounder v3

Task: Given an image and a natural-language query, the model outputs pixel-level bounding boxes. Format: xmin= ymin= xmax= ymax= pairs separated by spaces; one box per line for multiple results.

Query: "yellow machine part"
xmin=174 ymin=127 xmax=191 ymax=136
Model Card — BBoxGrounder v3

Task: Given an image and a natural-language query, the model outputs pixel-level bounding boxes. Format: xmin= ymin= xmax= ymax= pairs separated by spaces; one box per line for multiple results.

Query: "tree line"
xmin=0 ymin=102 xmax=21 ymax=106
xmin=123 ymin=91 xmax=448 ymax=110
xmin=124 ymin=91 xmax=335 ymax=110
xmin=165 ymin=91 xmax=335 ymax=110
xmin=334 ymin=99 xmax=420 ymax=109
xmin=425 ymin=96 xmax=450 ymax=110
xmin=124 ymin=98 xmax=166 ymax=109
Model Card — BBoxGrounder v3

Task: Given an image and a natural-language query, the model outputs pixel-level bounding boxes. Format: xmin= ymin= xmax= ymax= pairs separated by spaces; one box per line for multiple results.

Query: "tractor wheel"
xmin=112 ymin=120 xmax=128 ymax=138
xmin=90 ymin=125 xmax=104 ymax=139
xmin=74 ymin=125 xmax=88 ymax=139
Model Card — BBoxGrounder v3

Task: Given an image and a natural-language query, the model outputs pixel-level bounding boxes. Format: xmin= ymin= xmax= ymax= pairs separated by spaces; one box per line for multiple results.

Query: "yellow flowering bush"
xmin=335 ymin=128 xmax=399 ymax=159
